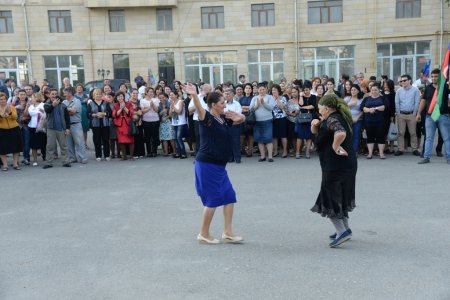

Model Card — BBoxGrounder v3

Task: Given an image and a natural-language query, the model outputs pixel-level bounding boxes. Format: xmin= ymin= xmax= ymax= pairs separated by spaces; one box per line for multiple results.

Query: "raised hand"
xmin=182 ymin=83 xmax=197 ymax=95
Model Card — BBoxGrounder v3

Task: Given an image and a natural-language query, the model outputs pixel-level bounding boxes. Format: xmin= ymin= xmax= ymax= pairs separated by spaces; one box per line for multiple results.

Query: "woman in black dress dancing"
xmin=311 ymin=94 xmax=357 ymax=248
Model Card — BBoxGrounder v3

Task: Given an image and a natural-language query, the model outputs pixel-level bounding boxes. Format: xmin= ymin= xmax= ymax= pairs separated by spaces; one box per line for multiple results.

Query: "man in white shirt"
xmin=188 ymin=84 xmax=210 ymax=154
xmin=224 ymin=88 xmax=242 ymax=163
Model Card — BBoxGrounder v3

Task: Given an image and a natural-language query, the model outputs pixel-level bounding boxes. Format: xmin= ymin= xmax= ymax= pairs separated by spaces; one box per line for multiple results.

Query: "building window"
xmin=308 ymin=1 xmax=343 ymax=24
xmin=201 ymin=6 xmax=224 ymax=29
xmin=396 ymin=0 xmax=421 ymax=18
xmin=184 ymin=52 xmax=237 ymax=86
xmin=43 ymin=55 xmax=84 ymax=89
xmin=158 ymin=53 xmax=175 ymax=83
xmin=0 ymin=56 xmax=28 ymax=83
xmin=48 ymin=10 xmax=72 ymax=33
xmin=248 ymin=49 xmax=284 ymax=82
xmin=251 ymin=3 xmax=275 ymax=27
xmin=299 ymin=46 xmax=354 ymax=81
xmin=113 ymin=54 xmax=130 ymax=81
xmin=0 ymin=11 xmax=14 ymax=33
xmin=109 ymin=10 xmax=125 ymax=32
xmin=377 ymin=41 xmax=430 ymax=83
xmin=157 ymin=8 xmax=173 ymax=31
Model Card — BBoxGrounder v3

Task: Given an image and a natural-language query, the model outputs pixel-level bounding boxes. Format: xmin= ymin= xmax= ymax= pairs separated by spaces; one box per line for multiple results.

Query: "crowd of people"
xmin=0 ymin=70 xmax=449 ymax=171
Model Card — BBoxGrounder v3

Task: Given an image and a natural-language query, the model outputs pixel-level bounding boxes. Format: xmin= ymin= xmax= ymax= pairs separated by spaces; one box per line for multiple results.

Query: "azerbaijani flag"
xmin=428 ymin=42 xmax=450 ymax=121
xmin=147 ymin=67 xmax=157 ymax=86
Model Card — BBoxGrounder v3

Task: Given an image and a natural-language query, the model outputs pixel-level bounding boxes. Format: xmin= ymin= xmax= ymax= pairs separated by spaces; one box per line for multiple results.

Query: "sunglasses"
xmin=400 ymin=79 xmax=408 ymax=82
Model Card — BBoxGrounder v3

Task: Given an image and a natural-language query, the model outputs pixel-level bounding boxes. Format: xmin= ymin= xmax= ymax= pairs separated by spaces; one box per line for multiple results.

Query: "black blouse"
xmin=315 ymin=112 xmax=357 ymax=172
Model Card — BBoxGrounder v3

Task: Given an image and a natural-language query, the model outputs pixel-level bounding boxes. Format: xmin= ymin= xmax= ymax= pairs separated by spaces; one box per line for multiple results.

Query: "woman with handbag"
xmin=183 ymin=83 xmax=245 ymax=244
xmin=27 ymin=92 xmax=47 ymax=166
xmin=295 ymin=81 xmax=317 ymax=159
xmin=286 ymin=87 xmax=301 ymax=157
xmin=113 ymin=91 xmax=134 ymax=160
xmin=130 ymin=90 xmax=145 ymax=159
xmin=169 ymin=90 xmax=187 ymax=159
xmin=239 ymin=83 xmax=254 ymax=157
xmin=88 ymin=88 xmax=112 ymax=161
xmin=271 ymin=84 xmax=288 ymax=158
xmin=311 ymin=93 xmax=357 ymax=248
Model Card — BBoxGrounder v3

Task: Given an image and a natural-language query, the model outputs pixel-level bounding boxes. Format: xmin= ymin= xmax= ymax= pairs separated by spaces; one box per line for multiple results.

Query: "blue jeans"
xmin=352 ymin=120 xmax=363 ymax=152
xmin=423 ymin=114 xmax=450 ymax=160
xmin=229 ymin=124 xmax=242 ymax=161
xmin=20 ymin=127 xmax=30 ymax=161
xmin=173 ymin=124 xmax=187 ymax=156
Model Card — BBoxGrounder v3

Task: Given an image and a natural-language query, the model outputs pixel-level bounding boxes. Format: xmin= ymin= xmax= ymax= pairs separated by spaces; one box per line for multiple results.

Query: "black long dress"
xmin=311 ymin=111 xmax=357 ymax=219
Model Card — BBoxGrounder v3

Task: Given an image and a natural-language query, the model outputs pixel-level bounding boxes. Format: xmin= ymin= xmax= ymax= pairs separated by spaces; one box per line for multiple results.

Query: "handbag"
xmin=387 ymin=122 xmax=398 ymax=141
xmin=296 ymin=112 xmax=313 ymax=124
xmin=246 ymin=109 xmax=256 ymax=126
xmin=36 ymin=112 xmax=47 ymax=133
xmin=128 ymin=119 xmax=139 ymax=136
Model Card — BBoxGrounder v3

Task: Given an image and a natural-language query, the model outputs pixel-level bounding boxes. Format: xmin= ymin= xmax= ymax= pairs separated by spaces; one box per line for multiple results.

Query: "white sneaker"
xmin=32 ymin=162 xmax=38 ymax=167
xmin=105 ymin=157 xmax=110 ymax=161
xmin=96 ymin=158 xmax=101 ymax=162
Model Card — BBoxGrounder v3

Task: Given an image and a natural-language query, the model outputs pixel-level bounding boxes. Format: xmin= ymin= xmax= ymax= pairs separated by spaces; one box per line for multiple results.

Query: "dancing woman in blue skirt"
xmin=183 ymin=84 xmax=246 ymax=244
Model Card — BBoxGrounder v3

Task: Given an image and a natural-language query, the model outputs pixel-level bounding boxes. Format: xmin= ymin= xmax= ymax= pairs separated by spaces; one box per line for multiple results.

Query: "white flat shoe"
xmin=197 ymin=234 xmax=220 ymax=244
xmin=221 ymin=233 xmax=243 ymax=243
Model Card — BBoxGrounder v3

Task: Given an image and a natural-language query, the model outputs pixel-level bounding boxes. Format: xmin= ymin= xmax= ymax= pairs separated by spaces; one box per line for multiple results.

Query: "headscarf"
xmin=319 ymin=93 xmax=353 ymax=134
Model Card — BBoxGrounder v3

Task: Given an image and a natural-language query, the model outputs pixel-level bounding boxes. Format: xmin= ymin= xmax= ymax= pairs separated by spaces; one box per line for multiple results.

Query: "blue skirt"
xmin=254 ymin=119 xmax=273 ymax=144
xmin=195 ymin=160 xmax=237 ymax=208
xmin=295 ymin=122 xmax=313 ymax=140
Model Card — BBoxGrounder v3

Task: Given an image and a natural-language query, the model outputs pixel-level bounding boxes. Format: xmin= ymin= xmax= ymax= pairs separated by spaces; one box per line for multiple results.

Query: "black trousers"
xmin=143 ymin=121 xmax=160 ymax=155
xmin=92 ymin=126 xmax=110 ymax=158
xmin=365 ymin=123 xmax=386 ymax=144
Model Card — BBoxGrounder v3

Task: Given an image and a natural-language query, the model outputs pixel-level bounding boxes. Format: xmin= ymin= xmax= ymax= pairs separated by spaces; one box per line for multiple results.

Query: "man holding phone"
xmin=42 ymin=88 xmax=71 ymax=169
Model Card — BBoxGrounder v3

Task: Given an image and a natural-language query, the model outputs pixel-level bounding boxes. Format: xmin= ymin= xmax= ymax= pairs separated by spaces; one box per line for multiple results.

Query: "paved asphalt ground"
xmin=1 ymin=146 xmax=449 ymax=300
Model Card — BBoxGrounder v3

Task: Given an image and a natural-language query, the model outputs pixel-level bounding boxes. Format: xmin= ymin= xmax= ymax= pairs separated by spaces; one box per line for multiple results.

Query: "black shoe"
xmin=418 ymin=158 xmax=430 ymax=164
xmin=436 ymin=151 xmax=443 ymax=157
xmin=42 ymin=164 xmax=53 ymax=169
xmin=268 ymin=158 xmax=274 ymax=162
xmin=412 ymin=150 xmax=421 ymax=156
xmin=258 ymin=158 xmax=266 ymax=162
xmin=394 ymin=151 xmax=403 ymax=156
xmin=235 ymin=160 xmax=241 ymax=164
xmin=62 ymin=163 xmax=72 ymax=167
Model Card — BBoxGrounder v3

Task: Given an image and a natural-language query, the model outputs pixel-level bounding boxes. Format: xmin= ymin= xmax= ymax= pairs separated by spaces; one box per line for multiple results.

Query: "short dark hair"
xmin=239 ymin=74 xmax=245 ymax=79
xmin=401 ymin=74 xmax=411 ymax=81
xmin=206 ymin=92 xmax=223 ymax=108
xmin=271 ymin=84 xmax=282 ymax=95
xmin=341 ymin=74 xmax=349 ymax=80
xmin=64 ymin=87 xmax=74 ymax=94
xmin=431 ymin=68 xmax=440 ymax=75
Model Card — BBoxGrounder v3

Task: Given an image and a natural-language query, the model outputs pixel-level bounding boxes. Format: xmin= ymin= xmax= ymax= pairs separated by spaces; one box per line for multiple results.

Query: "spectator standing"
xmin=395 ymin=74 xmax=421 ymax=156
xmin=250 ymin=83 xmax=276 ymax=162
xmin=113 ymin=91 xmax=135 ymax=160
xmin=27 ymin=93 xmax=46 ymax=166
xmin=0 ymin=92 xmax=22 ymax=170
xmin=224 ymin=88 xmax=242 ymax=163
xmin=63 ymin=88 xmax=88 ymax=164
xmin=88 ymin=89 xmax=111 ymax=161
xmin=42 ymin=89 xmax=71 ymax=169
xmin=417 ymin=68 xmax=450 ymax=164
